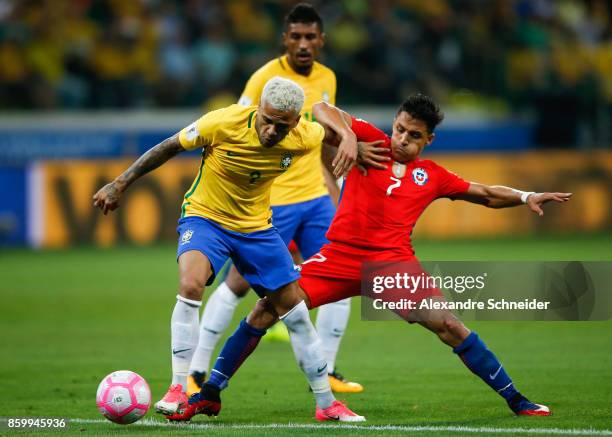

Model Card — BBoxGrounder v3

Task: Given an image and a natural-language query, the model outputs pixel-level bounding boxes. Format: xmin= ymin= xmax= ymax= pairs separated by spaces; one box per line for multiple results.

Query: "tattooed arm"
xmin=93 ymin=134 xmax=185 ymax=215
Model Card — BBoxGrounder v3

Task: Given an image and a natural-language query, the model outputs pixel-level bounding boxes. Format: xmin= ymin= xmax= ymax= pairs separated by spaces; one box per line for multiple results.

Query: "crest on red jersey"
xmin=412 ymin=167 xmax=429 ymax=186
xmin=392 ymin=162 xmax=406 ymax=178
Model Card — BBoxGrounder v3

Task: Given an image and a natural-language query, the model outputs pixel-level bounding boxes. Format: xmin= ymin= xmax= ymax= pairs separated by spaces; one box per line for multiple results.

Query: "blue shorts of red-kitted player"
xmin=176 ymin=216 xmax=300 ymax=296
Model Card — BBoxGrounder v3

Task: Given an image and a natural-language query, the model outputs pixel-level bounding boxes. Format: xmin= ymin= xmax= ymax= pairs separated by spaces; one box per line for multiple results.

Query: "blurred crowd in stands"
xmin=0 ymin=0 xmax=610 ymax=146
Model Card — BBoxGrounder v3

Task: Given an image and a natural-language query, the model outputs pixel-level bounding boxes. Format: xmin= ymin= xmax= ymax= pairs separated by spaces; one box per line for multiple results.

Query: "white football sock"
xmin=189 ymin=281 xmax=244 ymax=374
xmin=171 ymin=295 xmax=201 ymax=391
xmin=316 ymin=298 xmax=351 ymax=374
xmin=281 ymin=301 xmax=335 ymax=409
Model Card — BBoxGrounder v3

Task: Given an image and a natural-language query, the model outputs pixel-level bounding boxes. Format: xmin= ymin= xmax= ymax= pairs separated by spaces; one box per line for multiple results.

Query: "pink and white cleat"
xmin=315 ymin=400 xmax=366 ymax=422
xmin=154 ymin=384 xmax=188 ymax=415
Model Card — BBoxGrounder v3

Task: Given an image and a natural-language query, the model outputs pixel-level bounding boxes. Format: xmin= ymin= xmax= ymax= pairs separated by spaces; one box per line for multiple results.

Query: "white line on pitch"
xmin=70 ymin=418 xmax=612 ymax=435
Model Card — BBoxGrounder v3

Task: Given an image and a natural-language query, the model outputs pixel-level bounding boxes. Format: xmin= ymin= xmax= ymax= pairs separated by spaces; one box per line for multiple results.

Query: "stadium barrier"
xmin=0 ymin=109 xmax=532 ymax=166
xmin=24 ymin=151 xmax=612 ymax=248
xmin=0 ymin=166 xmax=27 ymax=245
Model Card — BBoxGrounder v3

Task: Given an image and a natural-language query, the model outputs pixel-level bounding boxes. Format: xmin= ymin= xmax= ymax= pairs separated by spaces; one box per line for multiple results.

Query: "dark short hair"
xmin=284 ymin=3 xmax=323 ymax=31
xmin=397 ymin=94 xmax=444 ymax=133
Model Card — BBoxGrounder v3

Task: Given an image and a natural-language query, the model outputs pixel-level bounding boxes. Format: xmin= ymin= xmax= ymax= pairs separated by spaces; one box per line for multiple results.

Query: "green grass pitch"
xmin=1 ymin=233 xmax=611 ymax=436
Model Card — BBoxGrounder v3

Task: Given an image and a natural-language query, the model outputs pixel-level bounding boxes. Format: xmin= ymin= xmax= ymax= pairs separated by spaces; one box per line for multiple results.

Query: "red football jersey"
xmin=326 ymin=117 xmax=470 ymax=255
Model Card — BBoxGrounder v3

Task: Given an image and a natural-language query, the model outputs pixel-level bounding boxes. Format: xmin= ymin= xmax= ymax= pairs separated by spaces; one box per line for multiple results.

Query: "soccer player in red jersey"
xmin=170 ymin=94 xmax=571 ymax=421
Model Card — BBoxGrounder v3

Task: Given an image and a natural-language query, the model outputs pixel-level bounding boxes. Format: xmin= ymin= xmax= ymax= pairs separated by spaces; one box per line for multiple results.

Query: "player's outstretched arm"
xmin=93 ymin=134 xmax=186 ymax=214
xmin=456 ymin=183 xmax=572 ymax=216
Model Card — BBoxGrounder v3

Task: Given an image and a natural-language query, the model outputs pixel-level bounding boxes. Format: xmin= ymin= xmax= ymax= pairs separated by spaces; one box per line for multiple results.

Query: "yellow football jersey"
xmin=238 ymin=55 xmax=336 ymax=205
xmin=178 ymin=104 xmax=325 ymax=233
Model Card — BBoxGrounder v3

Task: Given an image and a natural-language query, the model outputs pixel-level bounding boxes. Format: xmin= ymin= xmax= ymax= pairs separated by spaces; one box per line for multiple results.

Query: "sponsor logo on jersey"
xmin=280 ymin=152 xmax=293 ymax=170
xmin=392 ymin=162 xmax=406 ymax=178
xmin=180 ymin=229 xmax=193 ymax=245
xmin=412 ymin=168 xmax=429 ymax=186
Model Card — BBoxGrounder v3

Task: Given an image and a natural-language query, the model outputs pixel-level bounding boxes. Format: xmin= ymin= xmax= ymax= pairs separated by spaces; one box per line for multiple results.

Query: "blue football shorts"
xmin=176 ymin=216 xmax=300 ymax=296
xmin=271 ymin=194 xmax=335 ymax=259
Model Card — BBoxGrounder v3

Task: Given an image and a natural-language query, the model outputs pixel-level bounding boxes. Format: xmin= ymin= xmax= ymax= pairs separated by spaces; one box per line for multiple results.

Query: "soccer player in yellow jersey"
xmin=93 ymin=77 xmax=364 ymax=422
xmin=189 ymin=2 xmax=364 ymax=396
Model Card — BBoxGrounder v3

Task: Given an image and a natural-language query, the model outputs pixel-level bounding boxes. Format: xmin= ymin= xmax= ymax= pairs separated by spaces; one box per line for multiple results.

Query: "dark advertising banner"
xmin=30 ymin=159 xmax=199 ymax=247
xmin=30 ymin=150 xmax=612 ymax=247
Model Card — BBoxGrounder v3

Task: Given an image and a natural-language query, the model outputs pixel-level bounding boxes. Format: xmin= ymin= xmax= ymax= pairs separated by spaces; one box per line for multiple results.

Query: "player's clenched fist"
xmin=93 ymin=181 xmax=124 ymax=215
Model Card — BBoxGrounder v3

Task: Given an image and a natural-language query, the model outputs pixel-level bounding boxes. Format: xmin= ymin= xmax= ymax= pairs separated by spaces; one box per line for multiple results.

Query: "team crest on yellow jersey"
xmin=280 ymin=152 xmax=293 ymax=170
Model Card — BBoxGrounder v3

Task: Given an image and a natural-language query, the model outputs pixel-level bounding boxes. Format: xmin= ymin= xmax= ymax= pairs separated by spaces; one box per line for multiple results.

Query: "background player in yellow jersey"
xmin=188 ymin=2 xmax=364 ymax=396
xmin=93 ymin=77 xmax=363 ymax=421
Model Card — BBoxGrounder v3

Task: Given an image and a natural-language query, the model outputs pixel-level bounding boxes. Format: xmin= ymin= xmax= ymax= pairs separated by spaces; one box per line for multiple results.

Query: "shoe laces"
xmin=326 ymin=400 xmax=353 ymax=415
xmin=169 ymin=384 xmax=183 ymax=393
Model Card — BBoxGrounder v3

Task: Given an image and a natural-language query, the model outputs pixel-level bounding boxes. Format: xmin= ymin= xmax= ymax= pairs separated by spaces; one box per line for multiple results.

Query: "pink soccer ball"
xmin=96 ymin=370 xmax=151 ymax=424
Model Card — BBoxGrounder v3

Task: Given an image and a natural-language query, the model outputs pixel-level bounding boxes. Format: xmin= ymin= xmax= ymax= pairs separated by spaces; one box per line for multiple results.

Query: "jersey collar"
xmin=247 ymin=110 xmax=256 ymax=129
xmin=247 ymin=109 xmax=262 ymax=145
xmin=280 ymin=54 xmax=316 ymax=77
